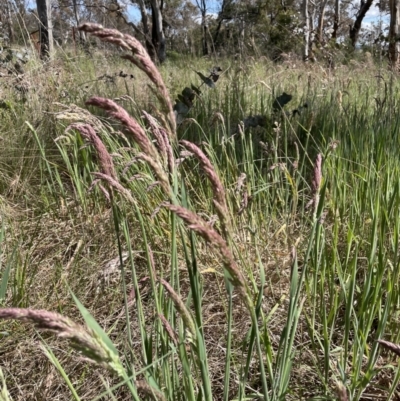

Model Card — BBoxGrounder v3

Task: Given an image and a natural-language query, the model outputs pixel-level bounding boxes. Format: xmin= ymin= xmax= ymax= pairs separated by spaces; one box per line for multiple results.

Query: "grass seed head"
xmin=135 ymin=380 xmax=167 ymax=401
xmin=238 ymin=190 xmax=249 ymax=216
xmin=236 ymin=172 xmax=247 ymax=193
xmin=165 ymin=204 xmax=253 ymax=311
xmin=160 ymin=279 xmax=196 ymax=339
xmin=179 ymin=140 xmax=226 ymax=208
xmin=307 ymin=153 xmax=323 ymax=213
xmin=67 ymin=123 xmax=117 ymax=180
xmin=312 ymin=153 xmax=322 ymax=193
xmin=85 ymin=97 xmax=160 ymax=162
xmin=142 ymin=111 xmax=168 ymax=161
xmin=142 ymin=111 xmax=175 ymax=174
xmin=0 ymin=308 xmax=113 ymax=366
xmin=91 ymin=172 xmax=135 ymax=203
xmin=378 ymin=339 xmax=400 ymax=357
xmin=179 ymin=140 xmax=231 ymax=236
xmin=158 ymin=314 xmax=178 ymax=347
xmin=136 ymin=153 xmax=171 ymax=197
xmin=335 ymin=382 xmax=348 ymax=401
xmin=78 ymin=23 xmax=176 ymax=135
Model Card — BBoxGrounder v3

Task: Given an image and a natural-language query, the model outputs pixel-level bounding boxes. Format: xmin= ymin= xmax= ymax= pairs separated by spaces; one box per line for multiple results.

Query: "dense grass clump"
xmin=1 ymin=25 xmax=400 ymax=401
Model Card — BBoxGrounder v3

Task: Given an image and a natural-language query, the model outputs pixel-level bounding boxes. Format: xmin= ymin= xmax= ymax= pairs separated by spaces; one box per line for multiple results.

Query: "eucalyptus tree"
xmin=127 ymin=0 xmax=165 ymax=62
xmin=349 ymin=0 xmax=374 ymax=47
xmin=35 ymin=0 xmax=53 ymax=58
xmin=316 ymin=0 xmax=329 ymax=44
xmin=389 ymin=0 xmax=400 ymax=69
xmin=4 ymin=0 xmax=15 ymax=44
xmin=194 ymin=0 xmax=208 ymax=55
xmin=72 ymin=0 xmax=86 ymax=43
xmin=149 ymin=0 xmax=166 ymax=61
xmin=303 ymin=0 xmax=311 ymax=60
xmin=332 ymin=0 xmax=340 ymax=38
xmin=213 ymin=0 xmax=233 ymax=48
xmin=134 ymin=0 xmax=157 ymax=60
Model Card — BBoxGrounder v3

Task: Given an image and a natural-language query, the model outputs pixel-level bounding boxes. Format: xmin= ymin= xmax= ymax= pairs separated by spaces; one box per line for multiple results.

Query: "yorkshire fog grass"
xmin=1 ymin=25 xmax=400 ymax=400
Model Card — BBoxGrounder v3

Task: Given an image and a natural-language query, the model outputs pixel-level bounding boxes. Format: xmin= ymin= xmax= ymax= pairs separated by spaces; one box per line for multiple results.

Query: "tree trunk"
xmin=72 ymin=0 xmax=86 ymax=43
xmin=349 ymin=0 xmax=373 ymax=47
xmin=47 ymin=0 xmax=53 ymax=56
xmin=213 ymin=0 xmax=232 ymax=48
xmin=389 ymin=0 xmax=400 ymax=70
xmin=5 ymin=0 xmax=14 ymax=44
xmin=36 ymin=0 xmax=53 ymax=58
xmin=195 ymin=0 xmax=208 ymax=55
xmin=201 ymin=11 xmax=208 ymax=55
xmin=238 ymin=18 xmax=245 ymax=55
xmin=332 ymin=0 xmax=340 ymax=39
xmin=14 ymin=0 xmax=27 ymax=18
xmin=303 ymin=0 xmax=310 ymax=61
xmin=213 ymin=18 xmax=223 ymax=47
xmin=316 ymin=0 xmax=329 ymax=44
xmin=135 ymin=0 xmax=157 ymax=61
xmin=150 ymin=0 xmax=166 ymax=63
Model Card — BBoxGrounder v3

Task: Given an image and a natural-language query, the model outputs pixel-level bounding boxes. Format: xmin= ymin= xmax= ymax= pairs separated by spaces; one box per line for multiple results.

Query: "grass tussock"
xmin=1 ymin=24 xmax=400 ymax=401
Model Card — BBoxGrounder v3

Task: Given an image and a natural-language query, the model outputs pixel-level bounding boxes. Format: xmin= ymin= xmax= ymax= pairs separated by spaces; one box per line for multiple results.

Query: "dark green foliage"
xmin=174 ymin=67 xmax=223 ymax=122
xmin=272 ymin=92 xmax=293 ymax=111
xmin=195 ymin=71 xmax=216 ymax=88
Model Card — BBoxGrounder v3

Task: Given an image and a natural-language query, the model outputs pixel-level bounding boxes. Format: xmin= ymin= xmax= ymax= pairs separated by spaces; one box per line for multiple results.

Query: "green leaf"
xmin=272 ymin=92 xmax=292 ymax=111
xmin=40 ymin=339 xmax=82 ymax=401
xmin=195 ymin=71 xmax=215 ymax=88
xmin=178 ymin=94 xmax=193 ymax=107
xmin=191 ymin=84 xmax=201 ymax=95
xmin=210 ymin=67 xmax=222 ymax=82
xmin=69 ymin=289 xmax=119 ymax=357
xmin=182 ymin=87 xmax=196 ymax=102
xmin=0 ymin=260 xmax=12 ymax=302
xmin=0 ymin=225 xmax=13 ymax=302
xmin=174 ymin=102 xmax=189 ymax=115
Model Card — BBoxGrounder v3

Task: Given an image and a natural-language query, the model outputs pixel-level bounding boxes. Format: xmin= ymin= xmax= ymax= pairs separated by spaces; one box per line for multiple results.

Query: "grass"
xmin=1 ymin=26 xmax=400 ymax=400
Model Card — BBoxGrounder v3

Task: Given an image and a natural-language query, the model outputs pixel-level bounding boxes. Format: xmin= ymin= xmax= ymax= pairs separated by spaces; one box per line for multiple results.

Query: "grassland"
xmin=1 ymin=28 xmax=400 ymax=401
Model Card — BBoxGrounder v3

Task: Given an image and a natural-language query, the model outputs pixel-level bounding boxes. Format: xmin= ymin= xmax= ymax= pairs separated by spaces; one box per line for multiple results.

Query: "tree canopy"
xmin=0 ymin=0 xmax=394 ymax=64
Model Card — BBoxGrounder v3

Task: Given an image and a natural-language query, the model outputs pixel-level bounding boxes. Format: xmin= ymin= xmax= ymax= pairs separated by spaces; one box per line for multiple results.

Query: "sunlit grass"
xmin=0 ymin=31 xmax=400 ymax=401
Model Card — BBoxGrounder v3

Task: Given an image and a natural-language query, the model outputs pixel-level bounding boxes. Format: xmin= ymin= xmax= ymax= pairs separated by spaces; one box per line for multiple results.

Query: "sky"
xmin=126 ymin=5 xmax=141 ymax=23
xmin=363 ymin=4 xmax=389 ymax=30
xmin=126 ymin=0 xmax=227 ymax=21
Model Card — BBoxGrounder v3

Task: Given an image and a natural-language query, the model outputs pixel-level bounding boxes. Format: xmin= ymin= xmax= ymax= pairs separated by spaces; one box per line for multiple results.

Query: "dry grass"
xmin=0 ymin=205 xmax=293 ymax=399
